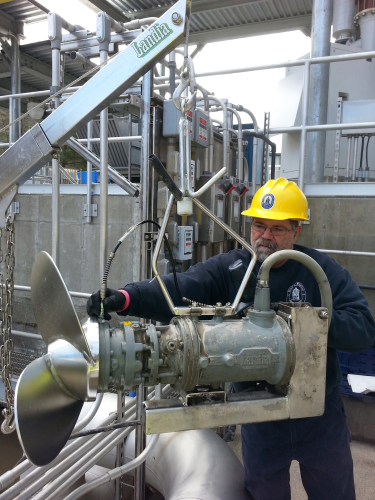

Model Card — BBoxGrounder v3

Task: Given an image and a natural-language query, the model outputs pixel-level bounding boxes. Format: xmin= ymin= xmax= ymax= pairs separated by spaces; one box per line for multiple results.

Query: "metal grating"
xmin=0 ymin=0 xmax=47 ymax=25
xmin=88 ymin=0 xmax=313 ymax=43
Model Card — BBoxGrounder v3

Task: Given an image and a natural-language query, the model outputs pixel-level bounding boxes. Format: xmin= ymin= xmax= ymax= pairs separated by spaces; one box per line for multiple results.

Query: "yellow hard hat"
xmin=241 ymin=178 xmax=309 ymax=221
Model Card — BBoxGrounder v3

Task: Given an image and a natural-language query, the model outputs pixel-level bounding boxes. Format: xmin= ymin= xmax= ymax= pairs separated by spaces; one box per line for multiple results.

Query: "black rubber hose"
xmin=149 ymin=154 xmax=183 ymax=201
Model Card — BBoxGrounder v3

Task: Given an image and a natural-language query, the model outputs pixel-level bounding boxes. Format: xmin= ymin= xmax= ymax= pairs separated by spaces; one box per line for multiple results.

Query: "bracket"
xmin=83 ymin=203 xmax=97 ymax=217
xmin=7 ymin=202 xmax=19 ymax=216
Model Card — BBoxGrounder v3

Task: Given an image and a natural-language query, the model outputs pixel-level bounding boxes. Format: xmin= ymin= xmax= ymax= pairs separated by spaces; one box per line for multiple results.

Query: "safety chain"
xmin=0 ymin=216 xmax=15 ymax=434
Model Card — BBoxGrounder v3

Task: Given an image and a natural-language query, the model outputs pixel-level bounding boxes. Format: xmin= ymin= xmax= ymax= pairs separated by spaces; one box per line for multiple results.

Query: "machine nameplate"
xmin=235 ymin=348 xmax=279 ymax=368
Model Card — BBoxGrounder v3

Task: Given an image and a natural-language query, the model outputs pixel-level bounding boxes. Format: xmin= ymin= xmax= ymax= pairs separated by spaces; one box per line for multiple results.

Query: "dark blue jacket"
xmin=121 ymin=244 xmax=375 ymax=396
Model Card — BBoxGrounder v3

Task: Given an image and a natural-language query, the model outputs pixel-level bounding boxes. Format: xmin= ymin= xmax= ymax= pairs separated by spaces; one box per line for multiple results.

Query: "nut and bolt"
xmin=318 ymin=310 xmax=329 ymax=319
xmin=171 ymin=12 xmax=183 ymax=25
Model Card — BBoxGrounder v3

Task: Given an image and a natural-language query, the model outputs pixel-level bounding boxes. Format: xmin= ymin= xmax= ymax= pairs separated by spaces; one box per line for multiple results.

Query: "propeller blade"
xmin=15 ymin=355 xmax=84 ymax=466
xmin=31 ymin=251 xmax=93 ymax=362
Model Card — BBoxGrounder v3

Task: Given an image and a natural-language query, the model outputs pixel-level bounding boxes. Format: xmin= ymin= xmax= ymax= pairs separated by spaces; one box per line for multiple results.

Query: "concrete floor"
xmin=227 ymin=427 xmax=375 ymax=500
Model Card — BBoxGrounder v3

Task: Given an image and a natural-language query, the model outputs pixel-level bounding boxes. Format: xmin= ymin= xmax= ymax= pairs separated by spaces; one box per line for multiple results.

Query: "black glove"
xmin=86 ymin=288 xmax=126 ymax=320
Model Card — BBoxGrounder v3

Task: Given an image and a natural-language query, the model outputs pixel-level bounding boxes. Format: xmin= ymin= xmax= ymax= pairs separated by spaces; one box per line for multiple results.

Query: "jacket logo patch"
xmin=287 ymin=282 xmax=306 ymax=303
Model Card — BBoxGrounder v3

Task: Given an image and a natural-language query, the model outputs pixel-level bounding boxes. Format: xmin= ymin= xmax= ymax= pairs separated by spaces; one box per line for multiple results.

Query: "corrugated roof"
xmin=0 ymin=0 xmax=47 ymax=25
xmin=88 ymin=0 xmax=313 ymax=43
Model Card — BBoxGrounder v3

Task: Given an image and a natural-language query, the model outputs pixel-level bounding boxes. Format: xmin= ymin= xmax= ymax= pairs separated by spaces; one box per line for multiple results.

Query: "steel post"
xmin=99 ymin=49 xmax=109 ymax=280
xmin=134 ymin=384 xmax=147 ymax=500
xmin=10 ymin=35 xmax=21 ymax=142
xmin=345 ymin=136 xmax=352 ymax=182
xmin=305 ymin=0 xmax=333 ymax=184
xmin=86 ymin=120 xmax=93 ymax=223
xmin=51 ymin=48 xmax=61 ymax=265
xmin=298 ymin=61 xmax=311 ymax=190
xmin=140 ymin=71 xmax=152 ymax=281
xmin=351 ymin=136 xmax=359 ymax=181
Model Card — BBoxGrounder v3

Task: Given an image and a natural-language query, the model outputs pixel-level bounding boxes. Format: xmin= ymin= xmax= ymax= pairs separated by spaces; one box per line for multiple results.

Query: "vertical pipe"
xmin=99 ymin=49 xmax=109 ymax=279
xmin=8 ymin=97 xmax=13 ymax=145
xmin=305 ymin=0 xmax=333 ymax=184
xmin=51 ymin=48 xmax=61 ymax=265
xmin=86 ymin=120 xmax=93 ymax=223
xmin=154 ymin=384 xmax=162 ymax=399
xmin=10 ymin=35 xmax=21 ymax=142
xmin=345 ymin=136 xmax=352 ymax=182
xmin=169 ymin=51 xmax=176 ymax=95
xmin=128 ymin=114 xmax=132 ymax=182
xmin=351 ymin=136 xmax=358 ymax=181
xmin=140 ymin=70 xmax=152 ymax=281
xmin=134 ymin=384 xmax=147 ymax=500
xmin=201 ymin=243 xmax=207 ymax=263
xmin=298 ymin=61 xmax=311 ymax=190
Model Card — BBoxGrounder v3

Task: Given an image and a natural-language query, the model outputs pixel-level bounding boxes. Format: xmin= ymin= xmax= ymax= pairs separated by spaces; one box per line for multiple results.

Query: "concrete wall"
xmin=6 ymin=191 xmax=141 ymax=332
xmin=298 ymin=196 xmax=375 ymax=317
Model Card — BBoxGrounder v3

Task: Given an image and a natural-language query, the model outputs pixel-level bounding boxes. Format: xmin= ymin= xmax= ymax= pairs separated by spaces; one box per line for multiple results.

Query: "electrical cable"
xmin=99 ymin=218 xmax=184 ymax=319
xmin=70 ymin=421 xmax=140 ymax=439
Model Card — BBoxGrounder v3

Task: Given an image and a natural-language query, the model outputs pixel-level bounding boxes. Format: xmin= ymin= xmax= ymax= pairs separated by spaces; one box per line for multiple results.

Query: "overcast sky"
xmin=22 ymin=0 xmax=312 ymax=148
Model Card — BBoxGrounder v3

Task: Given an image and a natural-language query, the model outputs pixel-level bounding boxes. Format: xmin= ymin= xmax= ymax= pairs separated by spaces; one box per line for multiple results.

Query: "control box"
xmin=163 ymin=99 xmax=195 ymax=138
xmin=173 ymin=226 xmax=194 ymax=261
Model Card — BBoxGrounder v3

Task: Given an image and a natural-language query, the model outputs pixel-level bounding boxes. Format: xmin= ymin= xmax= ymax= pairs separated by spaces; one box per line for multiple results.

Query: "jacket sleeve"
xmin=328 ymin=268 xmax=375 ymax=352
xmin=119 ymin=253 xmax=233 ymax=323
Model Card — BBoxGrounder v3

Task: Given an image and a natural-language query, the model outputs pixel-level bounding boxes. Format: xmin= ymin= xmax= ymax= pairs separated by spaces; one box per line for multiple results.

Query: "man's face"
xmin=250 ymin=217 xmax=301 ymax=264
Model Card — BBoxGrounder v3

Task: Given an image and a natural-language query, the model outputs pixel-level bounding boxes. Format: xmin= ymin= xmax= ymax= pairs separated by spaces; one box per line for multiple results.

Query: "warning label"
xmin=198 ymin=116 xmax=207 ymax=142
xmin=187 ymin=110 xmax=193 ymax=135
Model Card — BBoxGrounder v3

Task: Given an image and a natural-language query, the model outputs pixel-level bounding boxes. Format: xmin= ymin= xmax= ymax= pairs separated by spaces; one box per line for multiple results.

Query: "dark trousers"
xmin=240 ymin=390 xmax=355 ymax=500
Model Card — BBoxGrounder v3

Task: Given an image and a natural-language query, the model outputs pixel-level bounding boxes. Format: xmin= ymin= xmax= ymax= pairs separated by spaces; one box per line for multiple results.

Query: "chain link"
xmin=0 ymin=216 xmax=15 ymax=434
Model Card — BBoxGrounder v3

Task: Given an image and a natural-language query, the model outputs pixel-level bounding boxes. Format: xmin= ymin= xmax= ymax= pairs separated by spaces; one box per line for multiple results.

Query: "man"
xmin=88 ymin=177 xmax=375 ymax=500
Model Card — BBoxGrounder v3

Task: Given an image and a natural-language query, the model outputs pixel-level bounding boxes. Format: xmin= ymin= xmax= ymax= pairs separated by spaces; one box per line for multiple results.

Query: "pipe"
xmin=97 ymin=428 xmax=250 ymax=500
xmin=151 ymin=194 xmax=176 ymax=316
xmin=352 ymin=136 xmax=359 ymax=181
xmin=316 ymin=249 xmax=375 ymax=257
xmin=269 ymin=122 xmax=375 ymax=134
xmin=227 ymin=107 xmax=243 ymax=179
xmin=255 ymin=250 xmax=333 ymax=325
xmin=12 ymin=284 xmax=91 ymax=298
xmin=66 ymin=138 xmax=139 ymax=197
xmin=154 ymin=50 xmax=375 ymax=83
xmin=169 ymin=50 xmax=176 ymax=95
xmin=1 ymin=411 xmax=117 ymax=500
xmin=30 ymin=389 xmax=167 ymax=500
xmin=72 ymin=394 xmax=104 ymax=434
xmin=242 ymin=131 xmax=276 ymax=181
xmin=99 ymin=48 xmax=109 ymax=281
xmin=207 ymin=96 xmax=229 ymax=174
xmin=51 ymin=47 xmax=61 ymax=266
xmin=305 ymin=0 xmax=333 ymax=184
xmin=10 ymin=35 xmax=21 ymax=142
xmin=345 ymin=136 xmax=352 ymax=182
xmin=86 ymin=120 xmax=93 ymax=222
xmin=32 ymin=426 xmax=135 ymax=500
xmin=232 ymin=105 xmax=259 ymax=195
xmin=77 ymin=136 xmax=142 ymax=144
xmin=65 ymin=435 xmax=160 ymax=500
xmin=140 ymin=70 xmax=152 ymax=282
xmin=0 ymin=461 xmax=31 ymax=493
xmin=134 ymin=384 xmax=147 ymax=500
xmin=0 ymin=87 xmax=82 ymax=101
xmin=299 ymin=61 xmax=310 ymax=189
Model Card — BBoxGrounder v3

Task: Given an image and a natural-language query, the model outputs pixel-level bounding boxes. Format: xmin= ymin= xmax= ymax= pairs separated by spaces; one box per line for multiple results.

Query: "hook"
xmin=1 ymin=408 xmax=15 ymax=434
xmin=173 ymin=70 xmax=197 ymax=113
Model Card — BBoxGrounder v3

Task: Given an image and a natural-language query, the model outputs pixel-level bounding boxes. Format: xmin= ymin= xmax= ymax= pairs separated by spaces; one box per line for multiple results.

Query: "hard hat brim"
xmin=241 ymin=207 xmax=309 ymax=221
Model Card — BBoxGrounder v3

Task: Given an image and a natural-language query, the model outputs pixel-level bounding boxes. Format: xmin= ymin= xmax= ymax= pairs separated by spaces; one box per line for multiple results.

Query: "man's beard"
xmin=253 ymin=237 xmax=278 ymax=263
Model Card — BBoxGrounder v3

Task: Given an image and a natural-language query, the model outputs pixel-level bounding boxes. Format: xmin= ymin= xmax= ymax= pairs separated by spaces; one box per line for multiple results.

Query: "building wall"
xmin=298 ymin=196 xmax=375 ymax=316
xmin=7 ymin=192 xmax=141 ymax=332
